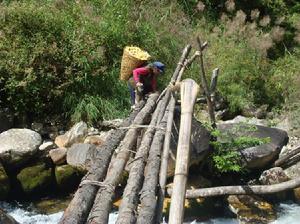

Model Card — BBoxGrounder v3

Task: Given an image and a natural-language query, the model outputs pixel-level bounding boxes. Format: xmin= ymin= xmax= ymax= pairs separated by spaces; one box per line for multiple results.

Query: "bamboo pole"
xmin=196 ymin=37 xmax=216 ymax=128
xmin=168 ymin=79 xmax=199 ymax=224
xmin=167 ymin=176 xmax=300 ymax=198
xmin=86 ymin=93 xmax=159 ymax=224
xmin=136 ymin=104 xmax=170 ymax=224
xmin=59 ymin=100 xmax=146 ymax=224
xmin=115 ymin=91 xmax=171 ymax=224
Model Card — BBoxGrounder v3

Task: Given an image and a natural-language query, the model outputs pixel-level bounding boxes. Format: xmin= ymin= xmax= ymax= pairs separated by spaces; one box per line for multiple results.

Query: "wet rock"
xmin=33 ymin=196 xmax=72 ymax=214
xmin=0 ymin=163 xmax=10 ymax=199
xmin=17 ymin=163 xmax=53 ymax=194
xmin=0 ymin=129 xmax=42 ymax=166
xmin=218 ymin=123 xmax=288 ymax=169
xmin=0 ymin=208 xmax=19 ymax=224
xmin=55 ymin=165 xmax=83 ymax=192
xmin=49 ymin=148 xmax=67 ymax=165
xmin=54 ymin=121 xmax=88 ymax=148
xmin=66 ymin=143 xmax=97 ymax=171
xmin=227 ymin=195 xmax=276 ymax=224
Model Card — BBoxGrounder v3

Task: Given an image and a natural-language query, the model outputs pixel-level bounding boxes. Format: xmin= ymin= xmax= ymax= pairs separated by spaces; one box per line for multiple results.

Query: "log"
xmin=157 ymin=45 xmax=192 ymax=103
xmin=175 ymin=43 xmax=207 ymax=83
xmin=115 ymin=90 xmax=171 ymax=224
xmin=86 ymin=93 xmax=159 ymax=224
xmin=274 ymin=145 xmax=300 ymax=167
xmin=282 ymin=153 xmax=300 ymax=168
xmin=167 ymin=177 xmax=300 ymax=198
xmin=136 ymin=103 xmax=170 ymax=224
xmin=196 ymin=37 xmax=216 ymax=128
xmin=155 ymin=95 xmax=176 ymax=224
xmin=59 ymin=100 xmax=146 ymax=224
xmin=210 ymin=68 xmax=219 ymax=95
xmin=171 ymin=45 xmax=192 ymax=83
xmin=168 ymin=79 xmax=199 ymax=224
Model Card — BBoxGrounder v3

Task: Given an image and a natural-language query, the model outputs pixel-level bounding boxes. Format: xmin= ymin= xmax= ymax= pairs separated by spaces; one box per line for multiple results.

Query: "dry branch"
xmin=59 ymin=101 xmax=146 ymax=224
xmin=168 ymin=79 xmax=199 ymax=224
xmin=197 ymin=37 xmax=216 ymax=128
xmin=168 ymin=177 xmax=300 ymax=198
xmin=86 ymin=93 xmax=159 ymax=224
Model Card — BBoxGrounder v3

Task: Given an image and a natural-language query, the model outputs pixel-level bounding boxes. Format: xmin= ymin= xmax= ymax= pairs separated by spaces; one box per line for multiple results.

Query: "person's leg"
xmin=128 ymin=82 xmax=135 ymax=106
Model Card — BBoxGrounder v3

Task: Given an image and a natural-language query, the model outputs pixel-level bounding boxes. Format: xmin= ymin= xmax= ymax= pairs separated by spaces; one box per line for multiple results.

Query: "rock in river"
xmin=17 ymin=162 xmax=53 ymax=195
xmin=218 ymin=123 xmax=288 ymax=169
xmin=0 ymin=129 xmax=42 ymax=167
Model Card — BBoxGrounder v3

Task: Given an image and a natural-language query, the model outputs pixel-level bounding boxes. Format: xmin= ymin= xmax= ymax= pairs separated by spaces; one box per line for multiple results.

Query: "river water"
xmin=1 ymin=201 xmax=300 ymax=224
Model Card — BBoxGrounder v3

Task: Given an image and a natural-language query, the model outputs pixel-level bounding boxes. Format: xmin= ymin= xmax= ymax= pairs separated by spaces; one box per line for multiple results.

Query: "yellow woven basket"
xmin=120 ymin=46 xmax=151 ymax=81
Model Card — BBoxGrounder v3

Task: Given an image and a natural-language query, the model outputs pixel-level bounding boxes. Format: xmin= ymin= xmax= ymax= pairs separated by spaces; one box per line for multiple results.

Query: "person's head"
xmin=152 ymin=61 xmax=165 ymax=75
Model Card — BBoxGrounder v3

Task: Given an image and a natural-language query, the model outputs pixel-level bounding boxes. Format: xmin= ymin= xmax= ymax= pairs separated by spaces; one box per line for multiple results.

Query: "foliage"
xmin=210 ymin=125 xmax=270 ymax=173
xmin=0 ymin=0 xmax=299 ymax=126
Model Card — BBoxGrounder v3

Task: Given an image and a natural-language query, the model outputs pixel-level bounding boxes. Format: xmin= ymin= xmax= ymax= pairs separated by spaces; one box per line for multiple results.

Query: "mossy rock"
xmin=17 ymin=163 xmax=53 ymax=194
xmin=55 ymin=165 xmax=83 ymax=192
xmin=0 ymin=163 xmax=10 ymax=199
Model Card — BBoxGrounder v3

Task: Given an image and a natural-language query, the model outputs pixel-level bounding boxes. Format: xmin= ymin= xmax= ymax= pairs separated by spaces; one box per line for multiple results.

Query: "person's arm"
xmin=133 ymin=67 xmax=149 ymax=84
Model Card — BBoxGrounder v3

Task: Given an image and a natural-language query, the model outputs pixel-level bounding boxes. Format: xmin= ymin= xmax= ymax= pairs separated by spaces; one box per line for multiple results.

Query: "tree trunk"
xmin=168 ymin=79 xmax=199 ymax=224
xmin=116 ymin=91 xmax=171 ymax=224
xmin=274 ymin=145 xmax=300 ymax=167
xmin=86 ymin=93 xmax=159 ymax=224
xmin=59 ymin=100 xmax=146 ymax=224
xmin=167 ymin=177 xmax=300 ymax=198
xmin=155 ymin=95 xmax=176 ymax=224
xmin=136 ymin=103 xmax=170 ymax=224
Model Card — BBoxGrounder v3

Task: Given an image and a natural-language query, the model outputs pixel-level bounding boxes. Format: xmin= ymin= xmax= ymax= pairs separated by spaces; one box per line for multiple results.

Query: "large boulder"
xmin=0 ymin=163 xmax=10 ymax=199
xmin=17 ymin=163 xmax=53 ymax=194
xmin=0 ymin=129 xmax=42 ymax=166
xmin=218 ymin=123 xmax=288 ymax=169
xmin=227 ymin=195 xmax=276 ymax=224
xmin=167 ymin=110 xmax=211 ymax=177
xmin=55 ymin=121 xmax=88 ymax=148
xmin=66 ymin=143 xmax=97 ymax=171
xmin=55 ymin=165 xmax=83 ymax=192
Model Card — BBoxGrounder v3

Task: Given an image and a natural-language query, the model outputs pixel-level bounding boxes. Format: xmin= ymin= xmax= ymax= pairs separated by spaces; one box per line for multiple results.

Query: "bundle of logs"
xmin=59 ymin=40 xmax=300 ymax=224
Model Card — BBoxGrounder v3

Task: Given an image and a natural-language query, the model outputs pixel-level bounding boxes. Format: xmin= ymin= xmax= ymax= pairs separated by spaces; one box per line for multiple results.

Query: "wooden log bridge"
xmin=60 ymin=42 xmax=300 ymax=224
